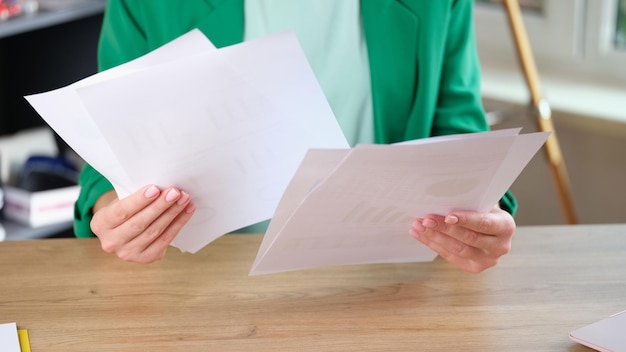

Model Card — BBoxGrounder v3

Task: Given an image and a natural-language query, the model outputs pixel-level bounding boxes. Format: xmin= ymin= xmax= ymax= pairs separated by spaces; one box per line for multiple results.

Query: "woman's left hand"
xmin=409 ymin=205 xmax=516 ymax=273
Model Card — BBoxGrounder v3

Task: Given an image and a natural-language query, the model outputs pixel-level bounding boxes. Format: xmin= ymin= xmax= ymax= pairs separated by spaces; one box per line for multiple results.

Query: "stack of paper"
xmin=26 ymin=30 xmax=350 ymax=254
xmin=250 ymin=128 xmax=548 ymax=275
xmin=26 ymin=29 xmax=548 ymax=275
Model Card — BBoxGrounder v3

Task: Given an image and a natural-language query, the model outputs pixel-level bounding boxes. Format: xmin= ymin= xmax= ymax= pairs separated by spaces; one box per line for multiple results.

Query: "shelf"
xmin=0 ymin=0 xmax=106 ymax=39
xmin=1 ymin=217 xmax=73 ymax=240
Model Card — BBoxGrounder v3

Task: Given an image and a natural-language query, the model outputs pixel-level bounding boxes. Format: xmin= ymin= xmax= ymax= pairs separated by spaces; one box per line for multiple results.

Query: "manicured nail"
xmin=165 ymin=188 xmax=180 ymax=202
xmin=144 ymin=185 xmax=160 ymax=198
xmin=445 ymin=215 xmax=459 ymax=224
xmin=413 ymin=219 xmax=425 ymax=232
xmin=177 ymin=191 xmax=190 ymax=205
xmin=185 ymin=202 xmax=196 ymax=214
xmin=422 ymin=218 xmax=437 ymax=228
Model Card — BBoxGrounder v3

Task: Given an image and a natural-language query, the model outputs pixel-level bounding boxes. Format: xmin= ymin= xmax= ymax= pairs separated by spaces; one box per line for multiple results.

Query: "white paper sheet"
xmin=25 ymin=28 xmax=548 ymax=272
xmin=26 ymin=30 xmax=349 ymax=253
xmin=250 ymin=130 xmax=549 ymax=275
xmin=25 ymin=29 xmax=217 ymax=196
xmin=0 ymin=322 xmax=20 ymax=352
xmin=570 ymin=309 xmax=626 ymax=352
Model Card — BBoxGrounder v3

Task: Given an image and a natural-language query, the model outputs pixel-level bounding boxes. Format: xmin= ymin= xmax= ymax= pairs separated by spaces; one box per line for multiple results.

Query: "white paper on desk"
xmin=27 ymin=29 xmax=349 ymax=254
xmin=0 ymin=322 xmax=20 ymax=352
xmin=250 ymin=130 xmax=549 ymax=275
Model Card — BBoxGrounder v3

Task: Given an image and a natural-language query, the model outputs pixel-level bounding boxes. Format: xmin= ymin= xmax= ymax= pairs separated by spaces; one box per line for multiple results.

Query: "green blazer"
xmin=74 ymin=0 xmax=517 ymax=237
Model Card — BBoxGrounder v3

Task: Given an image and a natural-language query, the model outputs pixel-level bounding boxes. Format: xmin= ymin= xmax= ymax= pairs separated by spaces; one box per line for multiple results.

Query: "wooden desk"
xmin=1 ymin=224 xmax=625 ymax=351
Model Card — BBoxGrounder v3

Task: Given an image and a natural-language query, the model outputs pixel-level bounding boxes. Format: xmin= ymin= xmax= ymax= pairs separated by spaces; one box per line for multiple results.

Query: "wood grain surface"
xmin=1 ymin=224 xmax=625 ymax=351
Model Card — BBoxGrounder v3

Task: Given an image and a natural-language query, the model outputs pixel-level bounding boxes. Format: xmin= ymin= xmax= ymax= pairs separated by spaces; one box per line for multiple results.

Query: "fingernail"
xmin=185 ymin=202 xmax=196 ymax=214
xmin=413 ymin=219 xmax=425 ymax=232
xmin=144 ymin=185 xmax=160 ymax=198
xmin=177 ymin=191 xmax=190 ymax=205
xmin=445 ymin=215 xmax=459 ymax=224
xmin=165 ymin=188 xmax=180 ymax=202
xmin=423 ymin=218 xmax=437 ymax=229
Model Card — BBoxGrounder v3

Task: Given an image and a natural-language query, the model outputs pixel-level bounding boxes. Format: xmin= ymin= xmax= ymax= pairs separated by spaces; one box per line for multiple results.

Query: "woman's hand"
xmin=410 ymin=205 xmax=515 ymax=273
xmin=90 ymin=185 xmax=195 ymax=264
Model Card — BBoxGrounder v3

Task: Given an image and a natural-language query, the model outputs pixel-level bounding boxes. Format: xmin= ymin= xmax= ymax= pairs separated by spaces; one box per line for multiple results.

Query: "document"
xmin=0 ymin=322 xmax=20 ymax=352
xmin=570 ymin=309 xmax=626 ymax=352
xmin=24 ymin=29 xmax=217 ymax=197
xmin=25 ymin=30 xmax=349 ymax=253
xmin=250 ymin=129 xmax=549 ymax=275
xmin=25 ymin=29 xmax=548 ymax=273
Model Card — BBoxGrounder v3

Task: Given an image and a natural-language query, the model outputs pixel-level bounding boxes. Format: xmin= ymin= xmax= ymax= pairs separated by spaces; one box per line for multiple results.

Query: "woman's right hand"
xmin=90 ymin=185 xmax=196 ymax=263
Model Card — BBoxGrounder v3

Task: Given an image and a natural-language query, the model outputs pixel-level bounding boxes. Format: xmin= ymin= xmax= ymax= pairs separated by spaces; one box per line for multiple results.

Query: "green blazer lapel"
xmin=196 ymin=0 xmax=245 ymax=48
xmin=361 ymin=0 xmax=420 ymax=143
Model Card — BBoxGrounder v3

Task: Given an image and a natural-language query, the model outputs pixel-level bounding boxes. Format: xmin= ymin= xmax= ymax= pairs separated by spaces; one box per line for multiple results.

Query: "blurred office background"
xmin=0 ymin=0 xmax=624 ymax=240
xmin=475 ymin=0 xmax=626 ymax=225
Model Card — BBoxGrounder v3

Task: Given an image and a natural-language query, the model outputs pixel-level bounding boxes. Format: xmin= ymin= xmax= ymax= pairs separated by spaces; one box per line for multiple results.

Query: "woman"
xmin=76 ymin=0 xmax=517 ymax=272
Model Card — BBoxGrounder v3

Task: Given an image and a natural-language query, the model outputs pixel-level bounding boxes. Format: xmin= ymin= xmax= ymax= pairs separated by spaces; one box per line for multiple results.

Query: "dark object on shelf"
xmin=17 ymin=155 xmax=78 ymax=192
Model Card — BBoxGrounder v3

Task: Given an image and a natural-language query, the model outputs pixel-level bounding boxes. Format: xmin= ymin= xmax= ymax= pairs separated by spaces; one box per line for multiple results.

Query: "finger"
xmin=94 ymin=184 xmax=161 ymax=230
xmin=427 ymin=239 xmax=498 ymax=273
xmin=410 ymin=224 xmax=499 ymax=273
xmin=412 ymin=220 xmax=485 ymax=261
xmin=114 ymin=187 xmax=185 ymax=246
xmin=420 ymin=215 xmax=501 ymax=251
xmin=133 ymin=202 xmax=196 ymax=264
xmin=445 ymin=207 xmax=516 ymax=237
xmin=154 ymin=201 xmax=196 ymax=247
xmin=421 ymin=210 xmax=514 ymax=256
xmin=121 ymin=191 xmax=192 ymax=257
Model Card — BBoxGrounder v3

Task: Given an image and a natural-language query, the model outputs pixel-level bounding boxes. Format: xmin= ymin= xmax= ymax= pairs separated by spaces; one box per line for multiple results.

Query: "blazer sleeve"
xmin=433 ymin=0 xmax=517 ymax=215
xmin=74 ymin=163 xmax=113 ymax=238
xmin=74 ymin=0 xmax=149 ymax=237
